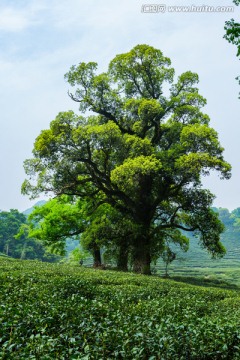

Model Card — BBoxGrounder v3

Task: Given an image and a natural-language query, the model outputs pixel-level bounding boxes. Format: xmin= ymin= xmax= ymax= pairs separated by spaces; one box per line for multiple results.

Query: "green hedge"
xmin=1 ymin=259 xmax=240 ymax=359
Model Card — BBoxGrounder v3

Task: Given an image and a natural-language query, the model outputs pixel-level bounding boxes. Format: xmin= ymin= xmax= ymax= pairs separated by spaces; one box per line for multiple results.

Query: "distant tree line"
xmin=0 ymin=209 xmax=59 ymax=262
xmin=214 ymin=207 xmax=240 ymax=242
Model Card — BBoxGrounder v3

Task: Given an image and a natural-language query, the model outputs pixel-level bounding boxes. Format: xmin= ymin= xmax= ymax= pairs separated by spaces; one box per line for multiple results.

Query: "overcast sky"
xmin=0 ymin=0 xmax=239 ymax=212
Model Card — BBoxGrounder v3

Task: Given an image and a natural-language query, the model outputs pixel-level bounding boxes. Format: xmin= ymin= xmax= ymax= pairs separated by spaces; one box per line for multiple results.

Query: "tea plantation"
xmin=1 ymin=258 xmax=240 ymax=359
xmin=155 ymin=235 xmax=240 ymax=285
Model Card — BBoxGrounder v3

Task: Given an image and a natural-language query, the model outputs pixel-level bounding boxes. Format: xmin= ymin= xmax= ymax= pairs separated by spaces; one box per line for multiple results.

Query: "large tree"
xmin=22 ymin=44 xmax=231 ymax=274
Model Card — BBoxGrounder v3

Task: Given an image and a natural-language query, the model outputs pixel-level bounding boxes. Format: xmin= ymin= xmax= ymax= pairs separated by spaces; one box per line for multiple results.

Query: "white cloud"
xmin=0 ymin=2 xmax=46 ymax=32
xmin=0 ymin=7 xmax=30 ymax=31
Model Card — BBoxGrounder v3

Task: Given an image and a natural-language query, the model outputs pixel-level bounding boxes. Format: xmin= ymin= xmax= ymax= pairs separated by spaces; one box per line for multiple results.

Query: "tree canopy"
xmin=22 ymin=44 xmax=231 ymax=274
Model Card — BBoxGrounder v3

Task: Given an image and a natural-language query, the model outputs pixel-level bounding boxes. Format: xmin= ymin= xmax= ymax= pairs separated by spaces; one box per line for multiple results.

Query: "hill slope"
xmin=22 ymin=200 xmax=46 ymax=215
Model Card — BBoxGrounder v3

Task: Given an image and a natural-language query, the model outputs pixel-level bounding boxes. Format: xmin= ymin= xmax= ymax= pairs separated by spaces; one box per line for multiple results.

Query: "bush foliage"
xmin=1 ymin=258 xmax=240 ymax=359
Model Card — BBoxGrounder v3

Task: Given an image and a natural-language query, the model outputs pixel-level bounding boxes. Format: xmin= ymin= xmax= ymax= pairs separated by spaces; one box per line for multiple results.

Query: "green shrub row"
xmin=1 ymin=259 xmax=240 ymax=359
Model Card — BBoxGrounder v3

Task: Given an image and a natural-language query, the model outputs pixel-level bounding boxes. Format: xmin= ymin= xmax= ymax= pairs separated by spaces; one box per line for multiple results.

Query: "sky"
xmin=0 ymin=0 xmax=239 ymax=212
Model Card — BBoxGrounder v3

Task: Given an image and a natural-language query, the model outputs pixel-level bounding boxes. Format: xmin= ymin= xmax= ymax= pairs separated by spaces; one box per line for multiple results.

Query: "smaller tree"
xmin=26 ymin=196 xmax=85 ymax=255
xmin=24 ymin=196 xmax=106 ymax=266
xmin=162 ymin=247 xmax=176 ymax=277
xmin=156 ymin=231 xmax=189 ymax=277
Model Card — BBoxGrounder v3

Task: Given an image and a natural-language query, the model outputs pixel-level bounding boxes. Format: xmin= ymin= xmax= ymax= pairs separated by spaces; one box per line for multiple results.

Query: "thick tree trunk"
xmin=132 ymin=234 xmax=151 ymax=275
xmin=117 ymin=243 xmax=128 ymax=271
xmin=131 ymin=175 xmax=153 ymax=275
xmin=93 ymin=246 xmax=102 ymax=268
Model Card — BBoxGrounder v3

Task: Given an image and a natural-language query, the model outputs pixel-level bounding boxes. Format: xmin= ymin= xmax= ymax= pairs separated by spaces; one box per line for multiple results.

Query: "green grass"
xmin=1 ymin=258 xmax=240 ymax=359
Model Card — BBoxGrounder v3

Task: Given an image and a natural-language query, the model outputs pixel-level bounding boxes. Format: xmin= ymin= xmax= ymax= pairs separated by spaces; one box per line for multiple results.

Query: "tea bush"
xmin=1 ymin=258 xmax=240 ymax=359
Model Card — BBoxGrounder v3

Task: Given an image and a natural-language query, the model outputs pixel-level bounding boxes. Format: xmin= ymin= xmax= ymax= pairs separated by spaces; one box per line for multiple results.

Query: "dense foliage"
xmin=24 ymin=197 xmax=85 ymax=256
xmin=22 ymin=44 xmax=231 ymax=274
xmin=1 ymin=258 xmax=240 ymax=359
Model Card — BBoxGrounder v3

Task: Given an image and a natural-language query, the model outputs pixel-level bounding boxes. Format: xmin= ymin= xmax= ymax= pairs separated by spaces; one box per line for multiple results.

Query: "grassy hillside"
xmin=155 ymin=235 xmax=240 ymax=285
xmin=1 ymin=258 xmax=240 ymax=359
xmin=155 ymin=207 xmax=240 ymax=282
